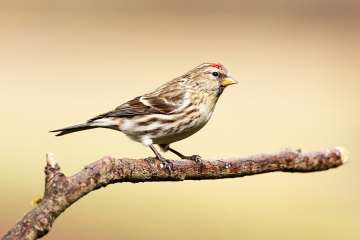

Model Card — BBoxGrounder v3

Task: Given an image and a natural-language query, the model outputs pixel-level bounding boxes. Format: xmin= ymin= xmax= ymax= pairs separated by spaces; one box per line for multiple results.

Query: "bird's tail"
xmin=50 ymin=123 xmax=96 ymax=136
xmin=50 ymin=118 xmax=117 ymax=136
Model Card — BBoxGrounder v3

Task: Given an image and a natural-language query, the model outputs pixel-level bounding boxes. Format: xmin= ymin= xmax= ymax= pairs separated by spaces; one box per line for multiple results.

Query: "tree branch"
xmin=2 ymin=147 xmax=347 ymax=240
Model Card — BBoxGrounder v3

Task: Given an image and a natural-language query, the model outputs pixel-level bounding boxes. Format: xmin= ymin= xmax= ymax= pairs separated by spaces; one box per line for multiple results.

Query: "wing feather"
xmin=88 ymin=86 xmax=186 ymax=122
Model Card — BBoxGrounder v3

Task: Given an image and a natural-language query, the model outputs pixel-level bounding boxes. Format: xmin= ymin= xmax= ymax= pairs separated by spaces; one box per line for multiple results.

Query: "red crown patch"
xmin=210 ymin=63 xmax=223 ymax=69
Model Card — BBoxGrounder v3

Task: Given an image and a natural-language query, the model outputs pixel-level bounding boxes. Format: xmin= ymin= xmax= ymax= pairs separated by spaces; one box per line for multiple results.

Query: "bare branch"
xmin=2 ymin=147 xmax=347 ymax=240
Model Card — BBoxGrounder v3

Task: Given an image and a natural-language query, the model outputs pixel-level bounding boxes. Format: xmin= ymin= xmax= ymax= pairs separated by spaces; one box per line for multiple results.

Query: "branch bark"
xmin=2 ymin=147 xmax=347 ymax=240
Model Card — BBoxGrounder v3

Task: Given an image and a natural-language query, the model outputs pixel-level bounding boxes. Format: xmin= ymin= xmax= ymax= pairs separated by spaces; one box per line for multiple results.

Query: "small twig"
xmin=2 ymin=147 xmax=347 ymax=240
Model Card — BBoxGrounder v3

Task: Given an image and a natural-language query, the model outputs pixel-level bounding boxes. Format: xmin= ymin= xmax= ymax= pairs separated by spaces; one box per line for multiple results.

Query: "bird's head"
xmin=185 ymin=63 xmax=238 ymax=97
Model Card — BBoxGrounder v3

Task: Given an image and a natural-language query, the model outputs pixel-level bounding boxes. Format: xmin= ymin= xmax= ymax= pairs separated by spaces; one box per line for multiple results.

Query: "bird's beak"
xmin=220 ymin=77 xmax=238 ymax=87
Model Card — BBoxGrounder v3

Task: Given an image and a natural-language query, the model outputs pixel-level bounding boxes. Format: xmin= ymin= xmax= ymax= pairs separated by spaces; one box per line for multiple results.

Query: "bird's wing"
xmin=88 ymin=87 xmax=187 ymax=122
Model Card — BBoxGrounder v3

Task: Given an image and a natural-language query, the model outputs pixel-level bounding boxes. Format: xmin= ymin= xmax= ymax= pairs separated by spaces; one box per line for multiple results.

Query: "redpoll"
xmin=51 ymin=63 xmax=238 ymax=162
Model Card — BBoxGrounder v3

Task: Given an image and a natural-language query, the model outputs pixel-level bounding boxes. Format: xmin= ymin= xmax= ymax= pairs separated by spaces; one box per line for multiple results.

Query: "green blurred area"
xmin=0 ymin=1 xmax=359 ymax=239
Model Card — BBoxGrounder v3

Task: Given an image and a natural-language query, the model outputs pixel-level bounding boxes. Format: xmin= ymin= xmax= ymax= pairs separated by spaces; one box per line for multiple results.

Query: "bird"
xmin=51 ymin=63 xmax=238 ymax=163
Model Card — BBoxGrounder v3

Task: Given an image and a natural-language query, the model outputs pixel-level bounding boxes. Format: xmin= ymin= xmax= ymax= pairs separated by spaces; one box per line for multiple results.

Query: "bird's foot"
xmin=182 ymin=155 xmax=203 ymax=163
xmin=157 ymin=157 xmax=173 ymax=171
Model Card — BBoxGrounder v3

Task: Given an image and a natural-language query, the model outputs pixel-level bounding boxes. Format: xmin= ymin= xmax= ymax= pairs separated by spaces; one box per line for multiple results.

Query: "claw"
xmin=185 ymin=155 xmax=203 ymax=163
xmin=149 ymin=144 xmax=173 ymax=171
xmin=158 ymin=157 xmax=173 ymax=171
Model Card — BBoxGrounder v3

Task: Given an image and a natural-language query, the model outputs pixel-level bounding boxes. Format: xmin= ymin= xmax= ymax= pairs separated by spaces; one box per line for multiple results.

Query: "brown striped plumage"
xmin=51 ymin=63 xmax=238 ymax=162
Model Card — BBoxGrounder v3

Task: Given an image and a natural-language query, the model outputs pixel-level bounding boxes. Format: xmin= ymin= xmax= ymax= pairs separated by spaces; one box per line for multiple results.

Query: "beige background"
xmin=1 ymin=1 xmax=359 ymax=239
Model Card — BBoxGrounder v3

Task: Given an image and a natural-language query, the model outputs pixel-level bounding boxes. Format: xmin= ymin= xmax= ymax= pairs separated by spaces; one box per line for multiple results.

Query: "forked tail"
xmin=50 ymin=123 xmax=96 ymax=136
xmin=50 ymin=117 xmax=118 ymax=136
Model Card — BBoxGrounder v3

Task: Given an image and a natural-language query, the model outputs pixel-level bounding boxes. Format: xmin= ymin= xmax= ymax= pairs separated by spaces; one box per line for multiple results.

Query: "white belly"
xmin=152 ymin=118 xmax=209 ymax=144
xmin=120 ymin=103 xmax=214 ymax=146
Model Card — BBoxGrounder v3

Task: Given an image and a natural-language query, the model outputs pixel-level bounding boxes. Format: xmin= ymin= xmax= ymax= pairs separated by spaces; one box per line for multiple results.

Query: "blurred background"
xmin=1 ymin=0 xmax=359 ymax=239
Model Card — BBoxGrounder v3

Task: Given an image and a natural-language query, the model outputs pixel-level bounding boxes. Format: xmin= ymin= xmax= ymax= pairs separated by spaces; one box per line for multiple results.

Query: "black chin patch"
xmin=217 ymin=86 xmax=225 ymax=97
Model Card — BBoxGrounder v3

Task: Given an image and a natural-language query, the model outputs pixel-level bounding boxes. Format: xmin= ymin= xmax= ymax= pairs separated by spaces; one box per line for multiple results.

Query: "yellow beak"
xmin=220 ymin=77 xmax=238 ymax=87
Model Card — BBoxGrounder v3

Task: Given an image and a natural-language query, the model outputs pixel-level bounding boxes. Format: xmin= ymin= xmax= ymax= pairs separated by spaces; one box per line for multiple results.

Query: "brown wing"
xmin=88 ymin=87 xmax=186 ymax=122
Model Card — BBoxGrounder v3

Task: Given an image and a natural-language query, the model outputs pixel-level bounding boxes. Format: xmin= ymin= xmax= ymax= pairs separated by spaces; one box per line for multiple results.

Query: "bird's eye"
xmin=212 ymin=72 xmax=219 ymax=77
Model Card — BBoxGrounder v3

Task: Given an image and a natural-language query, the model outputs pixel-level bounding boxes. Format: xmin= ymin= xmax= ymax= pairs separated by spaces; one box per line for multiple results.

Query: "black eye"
xmin=212 ymin=72 xmax=219 ymax=77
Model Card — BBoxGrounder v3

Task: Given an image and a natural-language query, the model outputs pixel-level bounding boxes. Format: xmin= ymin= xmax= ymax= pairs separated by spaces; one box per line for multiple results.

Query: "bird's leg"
xmin=149 ymin=145 xmax=173 ymax=168
xmin=167 ymin=146 xmax=202 ymax=163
